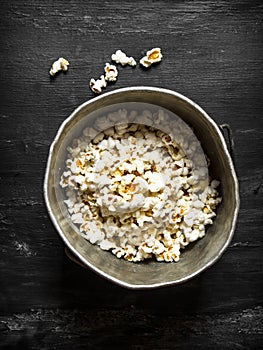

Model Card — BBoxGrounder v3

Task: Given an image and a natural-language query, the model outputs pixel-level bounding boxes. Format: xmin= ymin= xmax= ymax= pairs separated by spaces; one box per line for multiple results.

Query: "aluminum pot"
xmin=44 ymin=86 xmax=240 ymax=289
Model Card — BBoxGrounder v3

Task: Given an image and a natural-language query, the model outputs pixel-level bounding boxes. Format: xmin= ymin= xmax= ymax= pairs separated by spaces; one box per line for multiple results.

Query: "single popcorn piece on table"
xmin=49 ymin=57 xmax=69 ymax=76
xmin=111 ymin=49 xmax=136 ymax=67
xmin=89 ymin=75 xmax=107 ymax=94
xmin=140 ymin=48 xmax=163 ymax=68
xmin=60 ymin=108 xmax=221 ymax=263
xmin=104 ymin=63 xmax=118 ymax=82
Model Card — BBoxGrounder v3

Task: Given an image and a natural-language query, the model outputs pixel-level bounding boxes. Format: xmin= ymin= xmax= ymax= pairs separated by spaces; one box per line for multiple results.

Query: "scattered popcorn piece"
xmin=89 ymin=75 xmax=107 ymax=94
xmin=49 ymin=57 xmax=69 ymax=76
xmin=111 ymin=49 xmax=136 ymax=67
xmin=104 ymin=63 xmax=118 ymax=82
xmin=140 ymin=48 xmax=163 ymax=68
xmin=60 ymin=107 xmax=221 ymax=263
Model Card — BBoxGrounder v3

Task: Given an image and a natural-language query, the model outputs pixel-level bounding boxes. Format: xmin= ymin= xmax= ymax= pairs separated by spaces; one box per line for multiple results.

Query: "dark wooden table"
xmin=1 ymin=1 xmax=262 ymax=349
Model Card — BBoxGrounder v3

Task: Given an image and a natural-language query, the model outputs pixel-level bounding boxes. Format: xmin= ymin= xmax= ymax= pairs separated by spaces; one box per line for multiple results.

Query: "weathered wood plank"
xmin=0 ymin=306 xmax=262 ymax=349
xmin=0 ymin=0 xmax=263 ymax=348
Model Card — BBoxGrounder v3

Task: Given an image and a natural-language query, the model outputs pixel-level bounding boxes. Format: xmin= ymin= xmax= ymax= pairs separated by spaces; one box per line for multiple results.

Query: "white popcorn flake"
xmin=104 ymin=63 xmax=118 ymax=82
xmin=89 ymin=75 xmax=107 ymax=94
xmin=145 ymin=172 xmax=165 ymax=192
xmin=64 ymin=199 xmax=74 ymax=208
xmin=187 ymin=229 xmax=200 ymax=242
xmin=89 ymin=227 xmax=105 ymax=244
xmin=140 ymin=48 xmax=163 ymax=68
xmin=152 ymin=240 xmax=165 ymax=255
xmin=71 ymin=212 xmax=84 ymax=224
xmin=111 ymin=49 xmax=136 ymax=67
xmin=83 ymin=127 xmax=97 ymax=139
xmin=93 ymin=132 xmax=104 ymax=144
xmin=112 ymin=247 xmax=125 ymax=258
xmin=133 ymin=177 xmax=149 ymax=193
xmin=211 ymin=179 xmax=220 ymax=188
xmin=49 ymin=57 xmax=69 ymax=76
xmin=99 ymin=239 xmax=117 ymax=250
xmin=63 ymin=171 xmax=71 ymax=178
xmin=60 ymin=109 xmax=221 ymax=263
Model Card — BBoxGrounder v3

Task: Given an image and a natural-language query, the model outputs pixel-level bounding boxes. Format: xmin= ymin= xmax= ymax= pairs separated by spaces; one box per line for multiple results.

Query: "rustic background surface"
xmin=1 ymin=0 xmax=263 ymax=349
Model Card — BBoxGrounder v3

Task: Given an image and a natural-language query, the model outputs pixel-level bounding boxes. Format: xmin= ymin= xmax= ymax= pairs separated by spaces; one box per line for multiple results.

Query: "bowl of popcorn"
xmin=44 ymin=86 xmax=239 ymax=289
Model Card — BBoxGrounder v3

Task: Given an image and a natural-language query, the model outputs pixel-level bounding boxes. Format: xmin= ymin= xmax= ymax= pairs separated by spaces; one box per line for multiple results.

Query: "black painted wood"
xmin=1 ymin=1 xmax=262 ymax=349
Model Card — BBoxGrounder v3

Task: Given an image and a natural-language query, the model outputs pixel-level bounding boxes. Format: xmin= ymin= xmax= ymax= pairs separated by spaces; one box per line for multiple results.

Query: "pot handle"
xmin=64 ymin=247 xmax=87 ymax=269
xmin=219 ymin=124 xmax=235 ymax=164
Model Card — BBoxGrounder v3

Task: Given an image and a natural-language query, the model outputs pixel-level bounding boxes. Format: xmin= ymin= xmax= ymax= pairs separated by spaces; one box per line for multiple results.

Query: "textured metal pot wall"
xmin=44 ymin=87 xmax=240 ymax=289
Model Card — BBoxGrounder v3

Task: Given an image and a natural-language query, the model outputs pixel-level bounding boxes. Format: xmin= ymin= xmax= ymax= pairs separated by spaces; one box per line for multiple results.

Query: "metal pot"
xmin=44 ymin=87 xmax=240 ymax=289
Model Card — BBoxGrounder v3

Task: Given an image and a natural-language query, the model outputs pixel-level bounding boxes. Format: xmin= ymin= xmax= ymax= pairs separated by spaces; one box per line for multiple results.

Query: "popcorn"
xmin=88 ymin=49 xmax=137 ymax=94
xmin=133 ymin=177 xmax=149 ymax=193
xmin=49 ymin=57 xmax=69 ymax=76
xmin=83 ymin=127 xmax=97 ymax=139
xmin=92 ymin=132 xmax=104 ymax=144
xmin=99 ymin=239 xmax=116 ymax=250
xmin=104 ymin=63 xmax=118 ymax=82
xmin=89 ymin=75 xmax=107 ymax=94
xmin=140 ymin=48 xmax=163 ymax=68
xmin=145 ymin=172 xmax=165 ymax=192
xmin=111 ymin=49 xmax=136 ymax=67
xmin=71 ymin=212 xmax=84 ymax=224
xmin=60 ymin=108 xmax=221 ymax=263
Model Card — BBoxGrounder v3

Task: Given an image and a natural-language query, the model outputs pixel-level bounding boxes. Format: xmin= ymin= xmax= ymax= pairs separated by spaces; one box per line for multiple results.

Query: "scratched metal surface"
xmin=0 ymin=0 xmax=262 ymax=349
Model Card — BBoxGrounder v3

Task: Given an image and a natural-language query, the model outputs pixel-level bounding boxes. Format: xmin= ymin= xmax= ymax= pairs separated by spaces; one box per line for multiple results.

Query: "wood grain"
xmin=1 ymin=306 xmax=262 ymax=349
xmin=0 ymin=0 xmax=262 ymax=348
